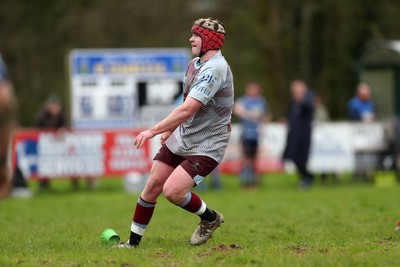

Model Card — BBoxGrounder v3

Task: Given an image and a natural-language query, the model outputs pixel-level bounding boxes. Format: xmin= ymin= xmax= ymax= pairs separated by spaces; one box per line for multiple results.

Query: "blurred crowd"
xmin=233 ymin=79 xmax=381 ymax=190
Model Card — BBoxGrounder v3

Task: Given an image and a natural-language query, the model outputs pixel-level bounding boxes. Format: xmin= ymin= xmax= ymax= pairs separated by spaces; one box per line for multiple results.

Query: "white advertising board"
xmin=69 ymin=49 xmax=190 ymax=129
xmin=308 ymin=123 xmax=355 ymax=172
xmin=219 ymin=122 xmax=385 ymax=173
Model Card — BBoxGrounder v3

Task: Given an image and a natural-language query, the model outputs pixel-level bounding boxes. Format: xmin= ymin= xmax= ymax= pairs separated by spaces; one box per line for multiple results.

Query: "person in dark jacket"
xmin=35 ymin=95 xmax=67 ymax=189
xmin=283 ymin=80 xmax=314 ymax=189
xmin=36 ymin=95 xmax=66 ymax=129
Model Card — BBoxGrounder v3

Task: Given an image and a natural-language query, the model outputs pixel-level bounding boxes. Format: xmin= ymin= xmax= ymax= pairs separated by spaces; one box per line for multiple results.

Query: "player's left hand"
xmin=160 ymin=131 xmax=172 ymax=145
xmin=134 ymin=129 xmax=155 ymax=149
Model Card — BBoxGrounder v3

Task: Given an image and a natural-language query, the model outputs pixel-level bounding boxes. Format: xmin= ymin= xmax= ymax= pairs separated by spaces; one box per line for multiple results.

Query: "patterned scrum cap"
xmin=191 ymin=17 xmax=226 ymax=55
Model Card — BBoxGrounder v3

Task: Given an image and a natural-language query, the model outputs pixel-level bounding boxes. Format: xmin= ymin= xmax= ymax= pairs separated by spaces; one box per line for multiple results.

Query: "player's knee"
xmin=162 ymin=184 xmax=175 ymax=202
xmin=162 ymin=184 xmax=183 ymax=204
xmin=142 ymin=176 xmax=163 ymax=197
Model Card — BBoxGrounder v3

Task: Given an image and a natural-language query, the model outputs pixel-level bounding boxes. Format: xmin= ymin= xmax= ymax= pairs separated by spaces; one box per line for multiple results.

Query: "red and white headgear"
xmin=191 ymin=17 xmax=226 ymax=55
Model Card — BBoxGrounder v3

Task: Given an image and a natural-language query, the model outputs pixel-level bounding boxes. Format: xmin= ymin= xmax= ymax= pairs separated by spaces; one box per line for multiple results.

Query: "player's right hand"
xmin=134 ymin=129 xmax=155 ymax=149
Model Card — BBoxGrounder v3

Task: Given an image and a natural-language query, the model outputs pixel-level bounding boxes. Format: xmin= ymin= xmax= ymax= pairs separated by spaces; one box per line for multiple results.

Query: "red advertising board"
xmin=12 ymin=129 xmax=151 ymax=179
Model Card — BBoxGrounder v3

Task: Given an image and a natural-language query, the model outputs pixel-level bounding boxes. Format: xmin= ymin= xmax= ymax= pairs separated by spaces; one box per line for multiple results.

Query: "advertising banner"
xmin=12 ymin=123 xmax=387 ymax=179
xmin=219 ymin=123 xmax=377 ymax=174
xmin=12 ymin=129 xmax=150 ymax=179
xmin=308 ymin=123 xmax=355 ymax=172
xmin=352 ymin=122 xmax=386 ymax=151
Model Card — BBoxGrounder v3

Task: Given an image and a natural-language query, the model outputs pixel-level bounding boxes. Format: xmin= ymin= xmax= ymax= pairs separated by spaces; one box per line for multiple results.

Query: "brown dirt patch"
xmin=155 ymin=251 xmax=173 ymax=258
xmin=197 ymin=243 xmax=242 ymax=257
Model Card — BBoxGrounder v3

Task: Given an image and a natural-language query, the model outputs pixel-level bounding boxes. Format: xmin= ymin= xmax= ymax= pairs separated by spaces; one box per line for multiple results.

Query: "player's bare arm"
xmin=134 ymin=96 xmax=203 ymax=148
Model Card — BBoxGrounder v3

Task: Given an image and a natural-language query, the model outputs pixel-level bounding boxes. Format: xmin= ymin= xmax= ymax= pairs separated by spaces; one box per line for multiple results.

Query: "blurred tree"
xmin=0 ymin=0 xmax=400 ymax=125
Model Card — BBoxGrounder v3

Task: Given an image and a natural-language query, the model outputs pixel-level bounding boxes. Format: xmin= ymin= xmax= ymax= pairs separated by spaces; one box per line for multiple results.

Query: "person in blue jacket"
xmin=348 ymin=82 xmax=376 ymax=122
xmin=234 ymin=82 xmax=270 ymax=187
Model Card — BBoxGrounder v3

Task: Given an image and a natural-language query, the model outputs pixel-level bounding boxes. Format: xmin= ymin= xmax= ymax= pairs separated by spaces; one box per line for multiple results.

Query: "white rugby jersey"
xmin=165 ymin=51 xmax=234 ymax=163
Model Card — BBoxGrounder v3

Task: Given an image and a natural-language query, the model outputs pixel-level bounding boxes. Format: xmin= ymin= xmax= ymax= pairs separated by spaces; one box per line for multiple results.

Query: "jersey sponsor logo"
xmin=199 ymin=73 xmax=216 ymax=84
xmin=194 ymin=86 xmax=212 ymax=96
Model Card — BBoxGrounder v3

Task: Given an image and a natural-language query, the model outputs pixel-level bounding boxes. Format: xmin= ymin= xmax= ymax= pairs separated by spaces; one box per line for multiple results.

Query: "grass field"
xmin=0 ymin=174 xmax=399 ymax=267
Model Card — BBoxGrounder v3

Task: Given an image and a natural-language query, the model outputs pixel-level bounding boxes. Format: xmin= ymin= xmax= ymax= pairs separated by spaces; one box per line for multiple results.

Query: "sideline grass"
xmin=0 ymin=174 xmax=399 ymax=266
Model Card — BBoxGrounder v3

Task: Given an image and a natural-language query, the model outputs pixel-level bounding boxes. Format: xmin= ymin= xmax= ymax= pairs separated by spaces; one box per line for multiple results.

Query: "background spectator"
xmin=348 ymin=82 xmax=376 ymax=122
xmin=314 ymin=94 xmax=330 ymax=122
xmin=36 ymin=94 xmax=66 ymax=129
xmin=0 ymin=53 xmax=16 ymax=199
xmin=234 ymin=82 xmax=270 ymax=187
xmin=35 ymin=95 xmax=67 ymax=190
xmin=283 ymin=80 xmax=314 ymax=190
